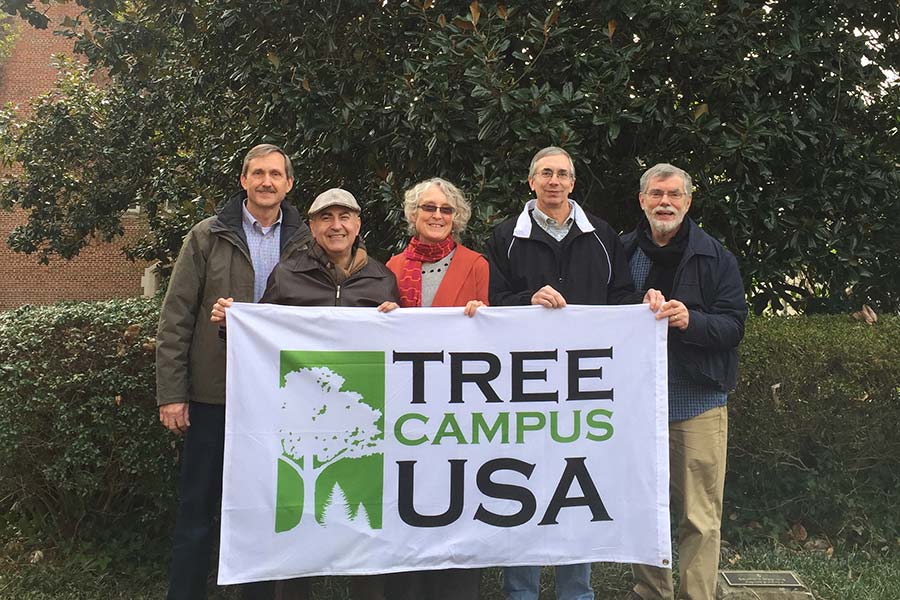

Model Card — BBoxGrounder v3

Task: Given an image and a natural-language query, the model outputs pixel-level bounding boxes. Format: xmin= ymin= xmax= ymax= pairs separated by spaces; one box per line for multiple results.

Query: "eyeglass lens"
xmin=419 ymin=204 xmax=454 ymax=215
xmin=538 ymin=169 xmax=572 ymax=180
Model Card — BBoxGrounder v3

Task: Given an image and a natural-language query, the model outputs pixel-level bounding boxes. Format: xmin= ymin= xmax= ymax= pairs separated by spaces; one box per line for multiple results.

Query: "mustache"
xmin=652 ymin=206 xmax=677 ymax=214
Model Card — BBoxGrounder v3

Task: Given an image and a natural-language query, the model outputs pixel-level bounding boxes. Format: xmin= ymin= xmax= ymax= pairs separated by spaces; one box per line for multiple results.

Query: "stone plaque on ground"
xmin=717 ymin=571 xmax=816 ymax=599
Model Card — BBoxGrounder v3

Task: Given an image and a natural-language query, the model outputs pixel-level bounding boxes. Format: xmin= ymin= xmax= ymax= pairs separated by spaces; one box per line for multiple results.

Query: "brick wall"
xmin=0 ymin=209 xmax=149 ymax=310
xmin=0 ymin=4 xmax=84 ymax=109
xmin=0 ymin=4 xmax=151 ymax=310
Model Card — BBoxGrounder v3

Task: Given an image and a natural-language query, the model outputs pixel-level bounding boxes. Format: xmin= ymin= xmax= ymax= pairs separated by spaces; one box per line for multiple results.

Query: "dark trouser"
xmin=261 ymin=575 xmax=385 ymax=599
xmin=386 ymin=569 xmax=481 ymax=600
xmin=167 ymin=402 xmax=226 ymax=600
xmin=166 ymin=403 xmax=271 ymax=600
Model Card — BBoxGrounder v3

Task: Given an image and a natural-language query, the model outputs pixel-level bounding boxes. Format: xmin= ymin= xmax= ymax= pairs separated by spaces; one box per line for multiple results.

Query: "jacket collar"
xmin=212 ymin=190 xmax=248 ymax=232
xmin=681 ymin=218 xmax=717 ymax=258
xmin=285 ymin=244 xmax=386 ymax=278
xmin=210 ymin=190 xmax=309 ymax=249
xmin=623 ymin=217 xmax=717 ymax=259
xmin=512 ymin=199 xmax=595 ymax=238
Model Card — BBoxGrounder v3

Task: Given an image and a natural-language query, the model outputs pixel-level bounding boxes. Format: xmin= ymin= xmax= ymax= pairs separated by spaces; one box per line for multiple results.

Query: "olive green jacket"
xmin=155 ymin=192 xmax=312 ymax=406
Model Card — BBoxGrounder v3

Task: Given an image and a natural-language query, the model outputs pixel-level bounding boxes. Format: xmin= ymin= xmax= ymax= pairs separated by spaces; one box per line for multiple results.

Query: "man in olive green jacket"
xmin=156 ymin=144 xmax=311 ymax=600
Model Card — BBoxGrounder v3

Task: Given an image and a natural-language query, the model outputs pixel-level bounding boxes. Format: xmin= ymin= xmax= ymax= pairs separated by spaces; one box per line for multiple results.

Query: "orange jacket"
xmin=386 ymin=244 xmax=490 ymax=308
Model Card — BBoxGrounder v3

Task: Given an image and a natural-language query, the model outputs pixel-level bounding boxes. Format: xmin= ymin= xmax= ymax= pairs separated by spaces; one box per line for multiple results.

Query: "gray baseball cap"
xmin=307 ymin=188 xmax=361 ymax=216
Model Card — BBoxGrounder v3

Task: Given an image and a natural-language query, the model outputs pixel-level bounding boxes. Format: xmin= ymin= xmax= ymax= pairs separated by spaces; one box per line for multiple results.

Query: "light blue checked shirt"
xmin=630 ymin=245 xmax=727 ymax=422
xmin=241 ymin=202 xmax=283 ymax=302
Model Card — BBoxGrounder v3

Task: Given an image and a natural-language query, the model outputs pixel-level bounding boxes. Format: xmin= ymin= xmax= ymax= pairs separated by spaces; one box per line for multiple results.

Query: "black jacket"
xmin=262 ymin=248 xmax=399 ymax=308
xmin=486 ymin=200 xmax=637 ymax=306
xmin=621 ymin=218 xmax=747 ymax=392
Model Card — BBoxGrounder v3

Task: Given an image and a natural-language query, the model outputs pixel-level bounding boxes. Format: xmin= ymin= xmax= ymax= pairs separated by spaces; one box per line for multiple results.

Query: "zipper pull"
xmin=335 ymin=284 xmax=341 ymax=304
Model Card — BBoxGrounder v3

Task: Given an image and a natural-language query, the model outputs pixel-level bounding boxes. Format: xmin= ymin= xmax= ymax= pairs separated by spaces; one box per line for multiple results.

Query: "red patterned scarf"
xmin=397 ymin=236 xmax=456 ymax=307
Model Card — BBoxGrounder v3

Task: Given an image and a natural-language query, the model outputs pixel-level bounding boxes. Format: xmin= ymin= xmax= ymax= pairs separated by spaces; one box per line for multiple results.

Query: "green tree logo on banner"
xmin=275 ymin=351 xmax=385 ymax=533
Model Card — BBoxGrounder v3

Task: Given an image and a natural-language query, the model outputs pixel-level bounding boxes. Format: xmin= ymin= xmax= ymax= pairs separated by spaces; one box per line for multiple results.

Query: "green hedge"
xmin=0 ymin=298 xmax=176 ymax=544
xmin=726 ymin=315 xmax=900 ymax=546
xmin=1 ymin=301 xmax=897 ymax=550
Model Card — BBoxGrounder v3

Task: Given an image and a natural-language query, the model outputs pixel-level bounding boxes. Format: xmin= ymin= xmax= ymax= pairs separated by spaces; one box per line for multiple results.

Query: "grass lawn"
xmin=2 ymin=539 xmax=898 ymax=599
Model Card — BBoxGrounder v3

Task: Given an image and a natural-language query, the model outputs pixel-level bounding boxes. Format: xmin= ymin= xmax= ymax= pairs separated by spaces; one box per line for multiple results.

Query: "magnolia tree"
xmin=1 ymin=0 xmax=898 ymax=313
xmin=279 ymin=367 xmax=382 ymax=524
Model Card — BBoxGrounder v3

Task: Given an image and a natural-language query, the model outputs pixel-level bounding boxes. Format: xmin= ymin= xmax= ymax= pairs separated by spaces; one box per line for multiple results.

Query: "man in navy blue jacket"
xmin=487 ymin=146 xmax=640 ymax=310
xmin=486 ymin=146 xmax=663 ymax=600
xmin=621 ymin=163 xmax=747 ymax=600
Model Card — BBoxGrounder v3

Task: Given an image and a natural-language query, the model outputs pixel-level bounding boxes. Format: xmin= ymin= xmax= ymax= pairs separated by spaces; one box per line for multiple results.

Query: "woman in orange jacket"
xmin=379 ymin=177 xmax=487 ymax=600
xmin=381 ymin=177 xmax=488 ymax=315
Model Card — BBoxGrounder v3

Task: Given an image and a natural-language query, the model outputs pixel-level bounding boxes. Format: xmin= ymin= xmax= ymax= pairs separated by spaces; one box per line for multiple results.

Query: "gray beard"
xmin=649 ymin=214 xmax=684 ymax=236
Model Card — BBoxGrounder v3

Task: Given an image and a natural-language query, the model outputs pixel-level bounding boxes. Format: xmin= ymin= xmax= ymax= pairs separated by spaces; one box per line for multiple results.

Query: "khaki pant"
xmin=632 ymin=406 xmax=728 ymax=600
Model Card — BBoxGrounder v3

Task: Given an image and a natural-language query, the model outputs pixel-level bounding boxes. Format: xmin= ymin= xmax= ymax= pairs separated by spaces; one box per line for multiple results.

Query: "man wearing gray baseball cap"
xmin=211 ymin=187 xmax=398 ymax=598
xmin=259 ymin=187 xmax=399 ymax=308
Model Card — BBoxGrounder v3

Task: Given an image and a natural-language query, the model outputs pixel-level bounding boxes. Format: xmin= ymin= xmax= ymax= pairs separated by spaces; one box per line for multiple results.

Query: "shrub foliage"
xmin=727 ymin=315 xmax=900 ymax=546
xmin=0 ymin=298 xmax=176 ymax=542
xmin=0 ymin=1 xmax=898 ymax=312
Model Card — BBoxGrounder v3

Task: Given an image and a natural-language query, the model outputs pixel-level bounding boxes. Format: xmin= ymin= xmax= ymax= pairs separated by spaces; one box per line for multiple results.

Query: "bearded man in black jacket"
xmin=620 ymin=163 xmax=747 ymax=600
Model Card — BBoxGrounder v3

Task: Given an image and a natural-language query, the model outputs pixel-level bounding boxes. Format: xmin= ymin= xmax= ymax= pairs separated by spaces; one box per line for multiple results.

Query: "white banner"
xmin=219 ymin=303 xmax=670 ymax=585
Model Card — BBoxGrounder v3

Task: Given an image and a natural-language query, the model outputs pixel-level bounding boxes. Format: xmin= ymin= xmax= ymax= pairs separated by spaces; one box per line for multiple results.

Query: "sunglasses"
xmin=418 ymin=204 xmax=455 ymax=216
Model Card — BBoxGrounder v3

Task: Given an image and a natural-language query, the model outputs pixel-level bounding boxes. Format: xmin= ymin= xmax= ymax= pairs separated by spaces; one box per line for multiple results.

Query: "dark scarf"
xmin=397 ymin=236 xmax=456 ymax=308
xmin=636 ymin=218 xmax=690 ymax=298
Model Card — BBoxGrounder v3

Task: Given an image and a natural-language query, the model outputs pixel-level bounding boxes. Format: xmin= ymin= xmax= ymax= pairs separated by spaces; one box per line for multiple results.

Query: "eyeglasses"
xmin=536 ymin=169 xmax=574 ymax=181
xmin=645 ymin=189 xmax=686 ymax=200
xmin=418 ymin=204 xmax=455 ymax=215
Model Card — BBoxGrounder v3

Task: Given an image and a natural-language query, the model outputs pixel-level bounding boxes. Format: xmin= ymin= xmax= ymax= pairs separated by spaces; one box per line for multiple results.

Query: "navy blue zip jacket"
xmin=621 ymin=218 xmax=747 ymax=392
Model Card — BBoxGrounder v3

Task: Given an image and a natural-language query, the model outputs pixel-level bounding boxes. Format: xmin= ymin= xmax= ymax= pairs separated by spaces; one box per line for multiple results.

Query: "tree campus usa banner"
xmin=219 ymin=303 xmax=671 ymax=585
